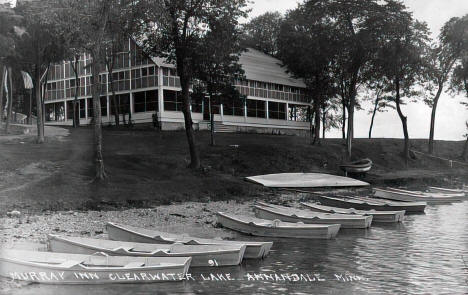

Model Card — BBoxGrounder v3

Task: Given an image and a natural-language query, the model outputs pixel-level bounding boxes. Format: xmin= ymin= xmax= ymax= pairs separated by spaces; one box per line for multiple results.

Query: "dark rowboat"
xmin=339 ymin=158 xmax=372 ymax=174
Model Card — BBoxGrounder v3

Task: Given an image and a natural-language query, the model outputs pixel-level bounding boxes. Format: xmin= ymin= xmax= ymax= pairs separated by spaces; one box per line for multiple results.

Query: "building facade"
xmin=44 ymin=39 xmax=310 ymax=134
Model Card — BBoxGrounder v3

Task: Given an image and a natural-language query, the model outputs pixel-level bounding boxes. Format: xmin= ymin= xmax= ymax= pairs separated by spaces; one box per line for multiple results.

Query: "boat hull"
xmin=301 ymin=203 xmax=405 ymax=223
xmin=245 ymin=172 xmax=369 ymax=188
xmin=428 ymin=187 xmax=468 ymax=196
xmin=48 ymin=236 xmax=245 ymax=267
xmin=106 ymin=222 xmax=272 ymax=259
xmin=0 ymin=249 xmax=190 ymax=285
xmin=216 ymin=213 xmax=340 ymax=239
xmin=374 ymin=188 xmax=460 ymax=204
xmin=317 ymin=195 xmax=426 ymax=213
xmin=254 ymin=205 xmax=372 ymax=229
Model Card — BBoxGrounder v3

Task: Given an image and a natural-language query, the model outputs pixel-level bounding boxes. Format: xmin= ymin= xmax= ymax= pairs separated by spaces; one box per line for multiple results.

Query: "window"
xmin=133 ymin=90 xmax=158 ymax=113
xmin=246 ymin=99 xmax=265 ymax=118
xmin=268 ymin=101 xmax=286 ymax=120
xmin=141 ymin=67 xmax=148 ymax=77
xmin=110 ymin=94 xmax=130 ymax=115
xmin=78 ymin=99 xmax=85 ymax=118
xmin=163 ymin=90 xmax=182 ymax=111
xmin=224 ymin=98 xmax=245 ymax=117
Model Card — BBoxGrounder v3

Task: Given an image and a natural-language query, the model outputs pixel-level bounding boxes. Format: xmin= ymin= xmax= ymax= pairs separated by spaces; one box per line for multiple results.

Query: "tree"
xmin=425 ymin=15 xmax=468 ymax=154
xmin=364 ymin=80 xmax=394 ymax=138
xmin=193 ymin=10 xmax=245 ymax=146
xmin=0 ymin=3 xmax=21 ymax=130
xmin=136 ymin=0 xmax=248 ymax=169
xmin=14 ymin=0 xmax=67 ymax=142
xmin=278 ymin=4 xmax=337 ymax=145
xmin=374 ymin=11 xmax=431 ymax=164
xmin=450 ymin=50 xmax=468 ymax=160
xmin=242 ymin=12 xmax=282 ymax=56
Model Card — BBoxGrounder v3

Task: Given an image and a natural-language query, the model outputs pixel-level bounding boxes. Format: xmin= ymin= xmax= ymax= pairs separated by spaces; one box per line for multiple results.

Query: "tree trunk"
xmin=312 ymin=98 xmax=321 ymax=145
xmin=428 ymin=85 xmax=443 ymax=154
xmin=341 ymin=98 xmax=346 ymax=139
xmin=91 ymin=54 xmax=106 ymax=180
xmin=181 ymin=76 xmax=200 ymax=169
xmin=34 ymin=66 xmax=45 ymax=143
xmin=0 ymin=66 xmax=6 ymax=128
xmin=210 ymin=95 xmax=215 ymax=146
xmin=322 ymin=109 xmax=326 ymax=139
xmin=369 ymin=98 xmax=378 ymax=139
xmin=72 ymin=56 xmax=80 ymax=128
xmin=462 ymin=137 xmax=468 ymax=161
xmin=5 ymin=67 xmax=13 ymax=133
xmin=107 ymin=61 xmax=119 ymax=126
xmin=395 ymin=79 xmax=410 ymax=165
xmin=346 ymin=97 xmax=355 ymax=159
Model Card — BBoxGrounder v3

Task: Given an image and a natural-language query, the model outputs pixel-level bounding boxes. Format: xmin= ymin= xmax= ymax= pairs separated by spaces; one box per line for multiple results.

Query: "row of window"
xmin=46 ymin=94 xmax=309 ymax=122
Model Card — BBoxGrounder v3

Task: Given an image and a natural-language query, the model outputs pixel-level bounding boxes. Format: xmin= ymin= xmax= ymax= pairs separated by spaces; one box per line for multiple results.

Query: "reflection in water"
xmin=7 ymin=202 xmax=468 ymax=295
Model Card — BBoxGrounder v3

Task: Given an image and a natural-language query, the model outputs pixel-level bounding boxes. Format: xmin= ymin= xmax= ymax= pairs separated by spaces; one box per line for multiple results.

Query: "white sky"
xmin=2 ymin=0 xmax=467 ymax=140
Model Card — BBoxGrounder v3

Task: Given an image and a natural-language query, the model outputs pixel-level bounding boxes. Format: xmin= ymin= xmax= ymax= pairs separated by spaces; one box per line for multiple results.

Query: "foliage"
xmin=242 ymin=12 xmax=282 ymax=56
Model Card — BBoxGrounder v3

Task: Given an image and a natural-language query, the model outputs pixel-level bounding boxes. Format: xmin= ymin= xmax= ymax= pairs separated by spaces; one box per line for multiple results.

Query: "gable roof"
xmin=239 ymin=48 xmax=306 ymax=88
xmin=151 ymin=47 xmax=306 ymax=89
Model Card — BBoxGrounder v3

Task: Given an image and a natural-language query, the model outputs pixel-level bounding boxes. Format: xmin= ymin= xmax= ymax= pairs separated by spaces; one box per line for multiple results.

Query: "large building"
xmin=44 ymin=39 xmax=310 ymax=134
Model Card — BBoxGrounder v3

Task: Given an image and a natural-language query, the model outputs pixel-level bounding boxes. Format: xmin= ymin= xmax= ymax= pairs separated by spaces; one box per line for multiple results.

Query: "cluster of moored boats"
xmin=0 ymin=186 xmax=466 ymax=285
xmin=216 ymin=186 xmax=468 ymax=239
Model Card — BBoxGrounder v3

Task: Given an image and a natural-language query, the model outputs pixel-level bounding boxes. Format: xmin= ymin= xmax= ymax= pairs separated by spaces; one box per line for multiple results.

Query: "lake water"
xmin=5 ymin=201 xmax=468 ymax=294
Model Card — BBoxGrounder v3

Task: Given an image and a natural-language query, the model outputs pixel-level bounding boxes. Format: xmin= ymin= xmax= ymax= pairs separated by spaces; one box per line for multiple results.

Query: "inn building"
xmin=44 ymin=39 xmax=310 ymax=134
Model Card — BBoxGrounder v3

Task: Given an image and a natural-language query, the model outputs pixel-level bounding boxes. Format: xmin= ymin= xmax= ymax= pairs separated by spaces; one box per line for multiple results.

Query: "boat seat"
xmin=59 ymin=260 xmax=83 ymax=268
xmin=125 ymin=262 xmax=145 ymax=268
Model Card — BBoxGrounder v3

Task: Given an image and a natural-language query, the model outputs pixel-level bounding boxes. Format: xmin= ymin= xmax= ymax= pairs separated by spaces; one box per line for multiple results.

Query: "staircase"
xmin=208 ymin=121 xmax=237 ymax=133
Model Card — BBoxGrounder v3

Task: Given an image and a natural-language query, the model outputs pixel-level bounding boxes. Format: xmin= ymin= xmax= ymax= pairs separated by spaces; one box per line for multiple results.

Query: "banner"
xmin=21 ymin=71 xmax=34 ymax=89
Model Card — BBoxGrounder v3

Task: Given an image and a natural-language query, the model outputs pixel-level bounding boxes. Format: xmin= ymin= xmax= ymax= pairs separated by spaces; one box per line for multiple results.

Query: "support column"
xmin=220 ymin=103 xmax=223 ymax=121
xmin=129 ymin=92 xmax=134 ymax=114
xmin=64 ymin=100 xmax=67 ymax=121
xmin=266 ymin=100 xmax=269 ymax=120
xmin=157 ymin=66 xmax=164 ymax=116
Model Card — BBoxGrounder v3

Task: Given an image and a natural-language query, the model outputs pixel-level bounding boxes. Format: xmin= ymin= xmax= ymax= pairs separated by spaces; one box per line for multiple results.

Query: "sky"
xmin=2 ymin=0 xmax=467 ymax=140
xmin=248 ymin=0 xmax=468 ymax=140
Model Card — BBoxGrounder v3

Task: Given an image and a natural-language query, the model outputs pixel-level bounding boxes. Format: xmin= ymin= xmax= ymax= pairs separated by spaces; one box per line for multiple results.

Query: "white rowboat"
xmin=48 ymin=235 xmax=245 ymax=267
xmin=0 ymin=249 xmax=191 ymax=284
xmin=301 ymin=202 xmax=405 ymax=223
xmin=374 ymin=188 xmax=461 ymax=204
xmin=106 ymin=222 xmax=273 ymax=259
xmin=254 ymin=202 xmax=372 ymax=229
xmin=216 ymin=212 xmax=340 ymax=239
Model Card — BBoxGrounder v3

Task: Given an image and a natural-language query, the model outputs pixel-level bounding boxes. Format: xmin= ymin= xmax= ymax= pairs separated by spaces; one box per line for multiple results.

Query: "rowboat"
xmin=245 ymin=172 xmax=369 ymax=188
xmin=0 ymin=249 xmax=191 ymax=284
xmin=48 ymin=235 xmax=245 ymax=267
xmin=254 ymin=202 xmax=372 ymax=229
xmin=316 ymin=195 xmax=426 ymax=213
xmin=106 ymin=222 xmax=273 ymax=259
xmin=216 ymin=212 xmax=340 ymax=239
xmin=301 ymin=202 xmax=405 ymax=223
xmin=427 ymin=186 xmax=468 ymax=197
xmin=374 ymin=188 xmax=461 ymax=204
xmin=386 ymin=187 xmax=465 ymax=200
xmin=339 ymin=158 xmax=373 ymax=174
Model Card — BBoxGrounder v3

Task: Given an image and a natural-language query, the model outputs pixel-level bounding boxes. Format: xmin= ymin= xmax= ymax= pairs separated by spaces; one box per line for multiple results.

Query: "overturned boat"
xmin=254 ymin=202 xmax=372 ymax=229
xmin=106 ymin=222 xmax=272 ymax=259
xmin=48 ymin=235 xmax=245 ymax=267
xmin=0 ymin=249 xmax=191 ymax=284
xmin=216 ymin=212 xmax=340 ymax=239
xmin=374 ymin=188 xmax=462 ymax=204
xmin=316 ymin=195 xmax=426 ymax=213
xmin=301 ymin=202 xmax=405 ymax=223
xmin=245 ymin=172 xmax=369 ymax=188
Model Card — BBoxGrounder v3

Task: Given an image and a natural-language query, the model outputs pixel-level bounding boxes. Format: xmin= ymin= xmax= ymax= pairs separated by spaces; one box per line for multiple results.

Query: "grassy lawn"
xmin=0 ymin=126 xmax=466 ymax=214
